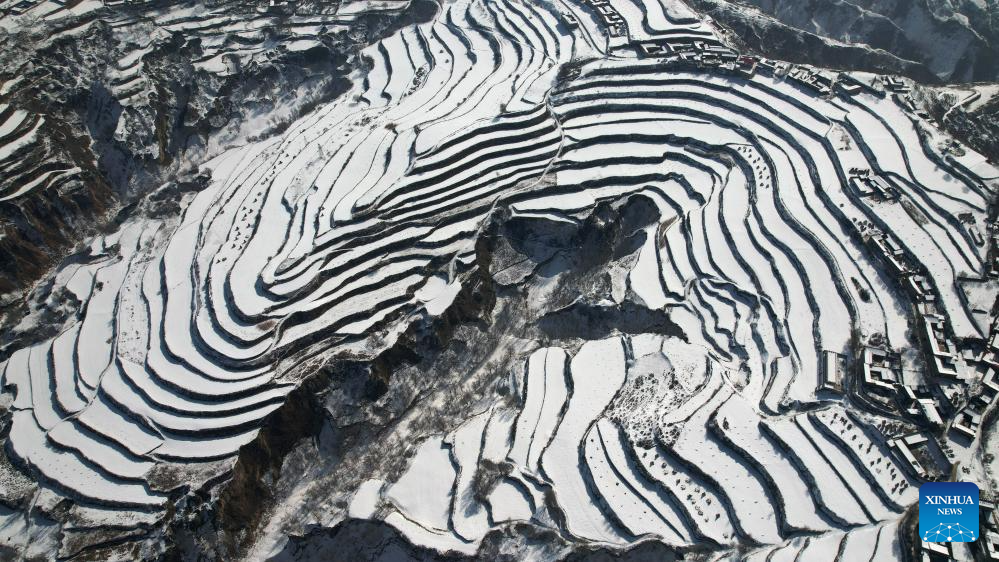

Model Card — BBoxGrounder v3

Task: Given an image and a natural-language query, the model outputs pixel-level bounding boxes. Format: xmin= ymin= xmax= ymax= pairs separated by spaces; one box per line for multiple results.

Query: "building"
xmin=921 ymin=539 xmax=954 ymax=561
xmin=890 ymin=433 xmax=929 ymax=479
xmin=916 ymin=398 xmax=945 ymax=428
xmin=952 ymin=408 xmax=982 ymax=440
xmin=819 ymin=350 xmax=845 ymax=393
xmin=637 ymin=42 xmax=669 ymax=57
xmin=895 ymin=92 xmax=919 ymax=113
xmin=8 ymin=0 xmax=35 ymax=14
xmin=898 ymin=385 xmax=947 ymax=428
xmin=583 ymin=0 xmax=628 ymax=38
xmin=835 ymin=81 xmax=862 ymax=96
xmin=906 ymin=275 xmax=936 ymax=304
xmin=884 ymin=75 xmax=911 ymax=93
xmin=865 ymin=230 xmax=910 ymax=277
xmin=838 ymin=72 xmax=886 ymax=97
xmin=757 ymin=58 xmax=778 ymax=75
xmin=983 ymin=368 xmax=999 ymax=400
xmin=921 ymin=313 xmax=963 ymax=379
xmin=863 ymin=346 xmax=900 ymax=394
xmin=787 ymin=66 xmax=832 ymax=95
xmin=849 ymin=171 xmax=899 ymax=200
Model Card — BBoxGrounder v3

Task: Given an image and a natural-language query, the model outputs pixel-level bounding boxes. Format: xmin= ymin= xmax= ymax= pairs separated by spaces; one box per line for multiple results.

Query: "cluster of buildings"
xmin=950 ymin=340 xmax=999 ymax=442
xmin=580 ymin=0 xmax=626 ymax=37
xmin=635 ymin=38 xmax=886 ymax=103
xmin=838 ymin=221 xmax=999 ymax=485
xmin=785 ymin=65 xmax=834 ymax=96
xmin=631 ymin=28 xmax=936 ymax=125
xmin=864 ymin=228 xmax=940 ymax=308
xmin=849 ymin=169 xmax=900 ymax=201
xmin=621 ymin=11 xmax=952 ymax=130
xmin=880 ymin=75 xmax=929 ymax=116
xmin=863 ymin=228 xmax=936 ymax=304
xmin=636 ymin=40 xmax=761 ymax=78
xmin=856 ymin=229 xmax=977 ymax=416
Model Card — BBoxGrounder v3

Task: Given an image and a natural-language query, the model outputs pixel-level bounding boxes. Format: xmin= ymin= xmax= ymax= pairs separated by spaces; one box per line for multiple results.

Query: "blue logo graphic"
xmin=920 ymin=482 xmax=979 ymax=543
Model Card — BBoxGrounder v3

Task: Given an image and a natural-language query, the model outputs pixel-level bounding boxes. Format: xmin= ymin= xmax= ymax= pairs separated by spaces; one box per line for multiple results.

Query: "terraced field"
xmin=1 ymin=0 xmax=998 ymax=559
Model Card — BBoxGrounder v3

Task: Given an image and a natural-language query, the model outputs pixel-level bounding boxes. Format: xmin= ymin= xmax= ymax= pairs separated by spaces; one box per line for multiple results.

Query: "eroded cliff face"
xmin=689 ymin=0 xmax=999 ymax=83
xmin=269 ymin=519 xmax=683 ymax=562
xmin=180 ymin=195 xmax=688 ymax=561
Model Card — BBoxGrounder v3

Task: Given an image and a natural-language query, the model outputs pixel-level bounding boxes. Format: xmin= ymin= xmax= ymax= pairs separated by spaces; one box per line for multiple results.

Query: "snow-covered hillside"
xmin=690 ymin=0 xmax=999 ymax=82
xmin=0 ymin=0 xmax=431 ymax=308
xmin=1 ymin=0 xmax=999 ymax=560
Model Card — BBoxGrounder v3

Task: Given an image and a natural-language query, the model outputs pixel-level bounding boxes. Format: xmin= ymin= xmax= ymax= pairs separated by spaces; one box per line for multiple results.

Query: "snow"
xmin=763 ymin=417 xmax=871 ymax=526
xmin=541 ymin=337 xmax=629 ymax=544
xmin=446 ymin=412 xmax=491 ymax=542
xmin=3 ymin=0 xmax=995 ymax=554
xmin=385 ymin=436 xmax=456 ymax=532
xmin=415 ymin=275 xmax=463 ymax=316
xmin=589 ymin=418 xmax=689 ymax=543
xmin=7 ymin=410 xmax=166 ymax=508
xmin=349 ymin=479 xmax=385 ymax=519
xmin=713 ymin=396 xmax=830 ymax=532
xmin=487 ymin=480 xmax=533 ymax=523
xmin=508 ymin=347 xmax=568 ymax=475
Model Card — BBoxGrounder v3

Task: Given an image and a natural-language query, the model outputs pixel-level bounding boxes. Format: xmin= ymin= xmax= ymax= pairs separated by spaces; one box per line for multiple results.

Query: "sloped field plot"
xmin=1 ymin=0 xmax=998 ymax=559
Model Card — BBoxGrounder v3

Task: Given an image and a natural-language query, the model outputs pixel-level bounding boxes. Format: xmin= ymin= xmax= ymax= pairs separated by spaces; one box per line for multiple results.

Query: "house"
xmin=637 ymin=42 xmax=668 ymax=57
xmin=819 ymin=350 xmax=845 ymax=393
xmin=915 ymin=398 xmax=945 ymax=428
xmin=921 ymin=313 xmax=963 ymax=379
xmin=898 ymin=385 xmax=947 ymax=428
xmin=884 ymin=75 xmax=911 ymax=93
xmin=865 ymin=231 xmax=910 ymax=277
xmin=757 ymin=58 xmax=778 ymax=75
xmin=9 ymin=0 xmax=35 ymax=14
xmin=583 ymin=0 xmax=628 ymax=38
xmin=862 ymin=346 xmax=900 ymax=394
xmin=838 ymin=72 xmax=886 ymax=97
xmin=836 ymin=81 xmax=862 ymax=96
xmin=850 ymin=172 xmax=899 ymax=200
xmin=891 ymin=433 xmax=929 ymax=479
xmin=736 ymin=56 xmax=757 ymax=77
xmin=952 ymin=408 xmax=981 ymax=440
xmin=895 ymin=93 xmax=919 ymax=112
xmin=787 ymin=67 xmax=832 ymax=95
xmin=983 ymin=368 xmax=999 ymax=400
xmin=920 ymin=540 xmax=953 ymax=562
xmin=906 ymin=275 xmax=936 ymax=303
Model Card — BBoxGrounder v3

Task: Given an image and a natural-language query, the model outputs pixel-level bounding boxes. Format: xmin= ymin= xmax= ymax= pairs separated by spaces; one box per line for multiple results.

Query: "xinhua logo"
xmin=919 ymin=482 xmax=979 ymax=543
